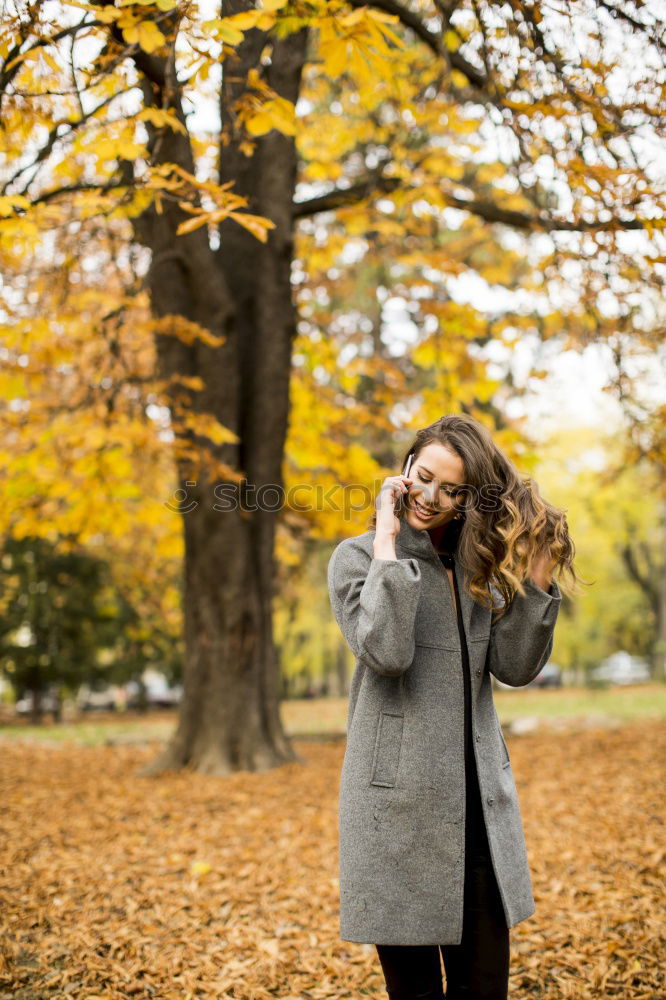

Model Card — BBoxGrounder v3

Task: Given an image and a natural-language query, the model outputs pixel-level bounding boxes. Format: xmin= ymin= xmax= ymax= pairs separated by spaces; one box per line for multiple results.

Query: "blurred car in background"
xmin=15 ymin=687 xmax=61 ymax=717
xmin=76 ymin=680 xmax=117 ymax=711
xmin=527 ymin=662 xmax=563 ymax=688
xmin=590 ymin=651 xmax=650 ymax=686
xmin=125 ymin=672 xmax=182 ymax=709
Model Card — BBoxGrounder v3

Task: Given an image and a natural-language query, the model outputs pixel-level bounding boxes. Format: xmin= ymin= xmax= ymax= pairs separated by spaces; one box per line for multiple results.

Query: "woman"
xmin=327 ymin=414 xmax=579 ymax=1000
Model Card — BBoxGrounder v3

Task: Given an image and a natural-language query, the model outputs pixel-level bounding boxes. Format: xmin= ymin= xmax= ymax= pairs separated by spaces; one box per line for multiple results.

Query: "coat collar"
xmin=394 ymin=515 xmax=483 ymax=640
xmin=395 ymin=515 xmax=457 ymax=560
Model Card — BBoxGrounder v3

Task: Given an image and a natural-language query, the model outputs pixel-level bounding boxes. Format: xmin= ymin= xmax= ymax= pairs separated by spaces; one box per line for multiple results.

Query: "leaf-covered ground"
xmin=1 ymin=720 xmax=664 ymax=1000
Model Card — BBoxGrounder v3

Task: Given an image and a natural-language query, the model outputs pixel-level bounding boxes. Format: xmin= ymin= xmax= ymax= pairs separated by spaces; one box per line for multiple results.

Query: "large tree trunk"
xmin=132 ymin=11 xmax=310 ymax=775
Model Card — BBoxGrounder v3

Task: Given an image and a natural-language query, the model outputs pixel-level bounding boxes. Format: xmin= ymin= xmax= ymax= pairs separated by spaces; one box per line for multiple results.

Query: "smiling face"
xmin=404 ymin=441 xmax=466 ymax=531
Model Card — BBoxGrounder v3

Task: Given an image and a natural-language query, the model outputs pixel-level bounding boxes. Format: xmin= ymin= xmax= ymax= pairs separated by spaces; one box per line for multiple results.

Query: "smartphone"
xmin=402 ymin=452 xmax=414 ymax=478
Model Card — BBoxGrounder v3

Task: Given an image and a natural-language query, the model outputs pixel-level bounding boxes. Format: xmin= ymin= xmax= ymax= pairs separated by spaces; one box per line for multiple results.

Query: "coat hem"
xmin=339 ymin=930 xmax=465 ymax=947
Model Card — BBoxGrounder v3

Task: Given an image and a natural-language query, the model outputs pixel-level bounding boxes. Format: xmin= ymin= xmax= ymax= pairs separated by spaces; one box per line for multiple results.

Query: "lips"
xmin=411 ymin=498 xmax=438 ymax=520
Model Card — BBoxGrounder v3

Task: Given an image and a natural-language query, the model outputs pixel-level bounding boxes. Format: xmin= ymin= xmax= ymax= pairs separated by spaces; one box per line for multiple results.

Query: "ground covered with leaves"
xmin=1 ymin=720 xmax=664 ymax=1000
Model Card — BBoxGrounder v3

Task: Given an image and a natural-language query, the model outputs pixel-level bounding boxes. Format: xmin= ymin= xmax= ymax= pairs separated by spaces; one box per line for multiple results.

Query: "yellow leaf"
xmin=153 ymin=315 xmax=226 ymax=348
xmin=177 ymin=411 xmax=240 ymax=446
xmin=3 ymin=47 xmax=40 ymax=73
xmin=321 ymin=37 xmax=349 ymax=80
xmin=43 ymin=51 xmax=61 ymax=73
xmin=451 ymin=68 xmax=470 ymax=87
xmin=203 ymin=19 xmax=245 ymax=45
xmin=227 ymin=210 xmax=275 ymax=242
xmin=245 ymin=94 xmax=297 ymax=137
xmin=367 ymin=10 xmax=405 ymax=49
xmin=175 ymin=213 xmax=210 ymax=235
xmin=444 ymin=30 xmax=461 ymax=51
xmin=218 ymin=22 xmax=245 ymax=45
xmin=245 ymin=112 xmax=274 ymax=137
xmin=123 ymin=21 xmax=165 ymax=55
xmin=93 ymin=7 xmax=120 ymax=22
xmin=228 ymin=11 xmax=264 ymax=30
xmin=190 ymin=860 xmax=212 ymax=877
xmin=138 ymin=107 xmax=187 ymax=134
xmin=117 ymin=138 xmax=145 ymax=159
xmin=0 ymin=195 xmax=30 ymax=216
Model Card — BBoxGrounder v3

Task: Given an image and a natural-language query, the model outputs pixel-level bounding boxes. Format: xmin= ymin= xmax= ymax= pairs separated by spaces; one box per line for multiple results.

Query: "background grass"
xmin=0 ymin=684 xmax=664 ymax=745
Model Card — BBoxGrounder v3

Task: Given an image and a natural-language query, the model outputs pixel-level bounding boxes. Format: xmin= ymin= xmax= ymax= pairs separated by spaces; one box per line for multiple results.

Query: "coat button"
xmin=487 ymin=796 xmax=494 ymax=806
xmin=475 ymin=731 xmax=481 ymax=741
xmin=475 ymin=667 xmax=481 ymax=676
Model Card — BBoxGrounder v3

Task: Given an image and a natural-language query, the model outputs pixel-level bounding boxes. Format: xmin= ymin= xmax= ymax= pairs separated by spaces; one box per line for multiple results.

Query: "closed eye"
xmin=417 ymin=473 xmax=461 ymax=497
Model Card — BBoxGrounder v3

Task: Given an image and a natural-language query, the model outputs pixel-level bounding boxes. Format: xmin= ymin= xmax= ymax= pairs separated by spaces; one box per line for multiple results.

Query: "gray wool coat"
xmin=326 ymin=517 xmax=562 ymax=946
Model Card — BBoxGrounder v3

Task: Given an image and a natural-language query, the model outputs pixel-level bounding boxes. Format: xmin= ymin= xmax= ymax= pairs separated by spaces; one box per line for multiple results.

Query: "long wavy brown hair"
xmin=367 ymin=414 xmax=583 ymax=620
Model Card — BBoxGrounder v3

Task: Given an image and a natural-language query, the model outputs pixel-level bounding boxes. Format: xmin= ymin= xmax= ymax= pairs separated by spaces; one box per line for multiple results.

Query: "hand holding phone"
xmin=375 ymin=452 xmax=414 ymax=542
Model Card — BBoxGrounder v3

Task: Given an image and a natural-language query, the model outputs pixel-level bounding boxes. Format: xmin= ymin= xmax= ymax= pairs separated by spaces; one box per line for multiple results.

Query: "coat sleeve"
xmin=327 ymin=537 xmax=422 ymax=678
xmin=486 ymin=577 xmax=562 ymax=687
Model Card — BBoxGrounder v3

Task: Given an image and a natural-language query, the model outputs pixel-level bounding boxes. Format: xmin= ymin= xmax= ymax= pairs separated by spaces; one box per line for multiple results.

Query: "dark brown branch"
xmin=443 ymin=191 xmax=652 ymax=232
xmin=292 ymin=175 xmax=401 ymax=218
xmin=620 ymin=542 xmax=659 ymax=611
xmin=29 ymin=181 xmax=128 ymax=205
xmin=294 ymin=175 xmax=653 ymax=234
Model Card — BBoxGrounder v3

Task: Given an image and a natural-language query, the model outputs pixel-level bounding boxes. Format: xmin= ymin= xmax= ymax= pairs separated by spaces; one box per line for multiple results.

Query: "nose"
xmin=418 ymin=483 xmax=438 ymax=508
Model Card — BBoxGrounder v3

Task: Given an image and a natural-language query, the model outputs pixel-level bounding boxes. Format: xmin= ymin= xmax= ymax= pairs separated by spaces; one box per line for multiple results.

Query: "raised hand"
xmin=375 ymin=474 xmax=413 ymax=541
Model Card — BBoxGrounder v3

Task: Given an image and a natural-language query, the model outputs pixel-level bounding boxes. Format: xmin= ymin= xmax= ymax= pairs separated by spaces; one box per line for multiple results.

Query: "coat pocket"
xmin=370 ymin=711 xmax=404 ymax=787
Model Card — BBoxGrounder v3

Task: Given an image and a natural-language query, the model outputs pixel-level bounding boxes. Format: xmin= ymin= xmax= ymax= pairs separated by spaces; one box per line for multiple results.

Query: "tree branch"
xmin=620 ymin=542 xmax=659 ymax=612
xmin=356 ymin=0 xmax=487 ymax=90
xmin=351 ymin=0 xmax=440 ymax=55
xmin=2 ymin=89 xmax=132 ymax=197
xmin=29 ymin=181 xmax=129 ymax=206
xmin=443 ymin=190 xmax=653 ymax=232
xmin=88 ymin=0 xmax=167 ymax=86
xmin=0 ymin=19 xmax=93 ymax=106
xmin=292 ymin=174 xmax=401 ymax=218
xmin=294 ymin=175 xmax=654 ymax=233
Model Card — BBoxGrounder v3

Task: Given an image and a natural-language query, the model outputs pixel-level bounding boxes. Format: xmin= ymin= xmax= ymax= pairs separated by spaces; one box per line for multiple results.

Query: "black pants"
xmin=375 ymin=833 xmax=509 ymax=1000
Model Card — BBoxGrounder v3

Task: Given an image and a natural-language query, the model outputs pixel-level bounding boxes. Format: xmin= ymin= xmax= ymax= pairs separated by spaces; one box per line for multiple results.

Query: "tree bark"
xmin=132 ymin=11 xmax=310 ymax=775
xmin=618 ymin=502 xmax=666 ymax=682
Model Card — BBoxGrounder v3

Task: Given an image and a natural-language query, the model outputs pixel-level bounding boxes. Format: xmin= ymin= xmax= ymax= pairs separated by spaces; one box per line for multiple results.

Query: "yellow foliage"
xmin=137 ymin=108 xmax=187 ymax=135
xmin=0 ymin=0 xmax=660 ymax=633
xmin=203 ymin=18 xmax=245 ymax=46
xmin=245 ymin=97 xmax=297 ymax=137
xmin=175 ymin=411 xmax=240 ymax=447
xmin=152 ymin=315 xmax=226 ymax=348
xmin=121 ymin=20 xmax=165 ymax=54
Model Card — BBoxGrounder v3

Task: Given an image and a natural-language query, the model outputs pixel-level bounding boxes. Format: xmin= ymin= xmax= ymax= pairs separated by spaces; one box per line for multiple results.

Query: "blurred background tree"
xmin=0 ymin=535 xmax=183 ymax=722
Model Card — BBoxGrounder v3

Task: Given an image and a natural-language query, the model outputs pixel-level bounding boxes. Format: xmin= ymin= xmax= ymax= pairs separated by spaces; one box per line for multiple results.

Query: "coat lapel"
xmin=394 ymin=516 xmax=480 ymax=641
